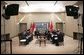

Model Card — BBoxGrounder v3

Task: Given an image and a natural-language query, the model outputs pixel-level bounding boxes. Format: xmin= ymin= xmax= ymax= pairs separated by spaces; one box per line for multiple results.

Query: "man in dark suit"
xmin=22 ymin=30 xmax=27 ymax=39
xmin=35 ymin=30 xmax=40 ymax=39
xmin=52 ymin=30 xmax=59 ymax=46
xmin=26 ymin=29 xmax=33 ymax=44
xmin=56 ymin=29 xmax=64 ymax=44
xmin=45 ymin=30 xmax=51 ymax=40
xmin=18 ymin=30 xmax=27 ymax=45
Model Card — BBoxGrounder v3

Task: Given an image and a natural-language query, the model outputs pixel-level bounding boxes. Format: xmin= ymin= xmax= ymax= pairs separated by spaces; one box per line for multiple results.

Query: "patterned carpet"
xmin=5 ymin=35 xmax=81 ymax=54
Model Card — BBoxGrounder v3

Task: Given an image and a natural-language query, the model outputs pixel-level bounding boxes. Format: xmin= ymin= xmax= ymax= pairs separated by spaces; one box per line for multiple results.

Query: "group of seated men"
xmin=18 ymin=29 xmax=33 ymax=45
xmin=51 ymin=29 xmax=64 ymax=46
xmin=35 ymin=29 xmax=64 ymax=46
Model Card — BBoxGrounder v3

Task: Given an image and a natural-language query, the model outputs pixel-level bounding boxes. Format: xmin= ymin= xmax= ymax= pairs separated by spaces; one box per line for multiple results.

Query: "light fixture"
xmin=25 ymin=1 xmax=29 ymax=6
xmin=54 ymin=1 xmax=57 ymax=6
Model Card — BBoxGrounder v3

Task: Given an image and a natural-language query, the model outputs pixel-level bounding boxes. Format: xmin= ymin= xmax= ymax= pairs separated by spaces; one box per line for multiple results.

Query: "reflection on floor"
xmin=6 ymin=35 xmax=80 ymax=54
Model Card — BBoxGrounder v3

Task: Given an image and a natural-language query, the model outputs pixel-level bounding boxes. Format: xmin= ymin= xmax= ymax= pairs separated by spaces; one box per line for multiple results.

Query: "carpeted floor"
xmin=6 ymin=35 xmax=80 ymax=54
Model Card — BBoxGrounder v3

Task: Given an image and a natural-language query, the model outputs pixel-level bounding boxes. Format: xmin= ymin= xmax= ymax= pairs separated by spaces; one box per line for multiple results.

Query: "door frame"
xmin=56 ymin=22 xmax=64 ymax=32
xmin=19 ymin=23 xmax=27 ymax=33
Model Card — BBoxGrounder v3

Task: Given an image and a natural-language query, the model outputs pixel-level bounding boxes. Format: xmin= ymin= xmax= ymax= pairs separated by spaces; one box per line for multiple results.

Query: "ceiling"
xmin=4 ymin=1 xmax=78 ymax=12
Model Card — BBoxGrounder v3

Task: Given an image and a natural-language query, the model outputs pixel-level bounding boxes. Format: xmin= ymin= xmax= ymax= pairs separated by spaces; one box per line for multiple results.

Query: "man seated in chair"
xmin=21 ymin=30 xmax=27 ymax=39
xmin=35 ymin=30 xmax=40 ymax=39
xmin=18 ymin=30 xmax=27 ymax=45
xmin=56 ymin=29 xmax=64 ymax=45
xmin=51 ymin=30 xmax=59 ymax=46
xmin=26 ymin=29 xmax=32 ymax=44
xmin=51 ymin=30 xmax=57 ymax=43
xmin=26 ymin=29 xmax=30 ymax=38
xmin=45 ymin=30 xmax=51 ymax=40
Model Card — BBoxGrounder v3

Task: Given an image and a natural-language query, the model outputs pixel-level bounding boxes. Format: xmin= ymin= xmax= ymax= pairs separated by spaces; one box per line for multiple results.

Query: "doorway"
xmin=19 ymin=23 xmax=27 ymax=33
xmin=56 ymin=22 xmax=63 ymax=32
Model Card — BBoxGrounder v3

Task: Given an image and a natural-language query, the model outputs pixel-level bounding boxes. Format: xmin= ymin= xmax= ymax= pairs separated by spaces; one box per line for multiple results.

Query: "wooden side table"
xmin=38 ymin=36 xmax=46 ymax=46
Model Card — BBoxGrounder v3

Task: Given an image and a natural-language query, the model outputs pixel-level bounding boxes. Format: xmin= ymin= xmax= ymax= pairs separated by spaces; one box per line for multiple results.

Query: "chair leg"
xmin=39 ymin=41 xmax=41 ymax=47
xmin=44 ymin=40 xmax=46 ymax=46
xmin=19 ymin=43 xmax=21 ymax=46
xmin=19 ymin=42 xmax=20 ymax=46
xmin=63 ymin=42 xmax=64 ymax=46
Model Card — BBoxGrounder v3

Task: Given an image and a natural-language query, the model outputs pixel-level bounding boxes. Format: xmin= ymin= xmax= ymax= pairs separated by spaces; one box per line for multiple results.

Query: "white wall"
xmin=1 ymin=2 xmax=5 ymax=35
xmin=65 ymin=15 xmax=78 ymax=37
xmin=1 ymin=2 xmax=19 ymax=38
xmin=65 ymin=2 xmax=83 ymax=37
xmin=18 ymin=12 xmax=65 ymax=31
xmin=78 ymin=2 xmax=83 ymax=33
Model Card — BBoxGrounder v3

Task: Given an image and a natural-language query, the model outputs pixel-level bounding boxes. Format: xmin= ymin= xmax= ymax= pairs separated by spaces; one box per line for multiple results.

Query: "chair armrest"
xmin=20 ymin=39 xmax=26 ymax=42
